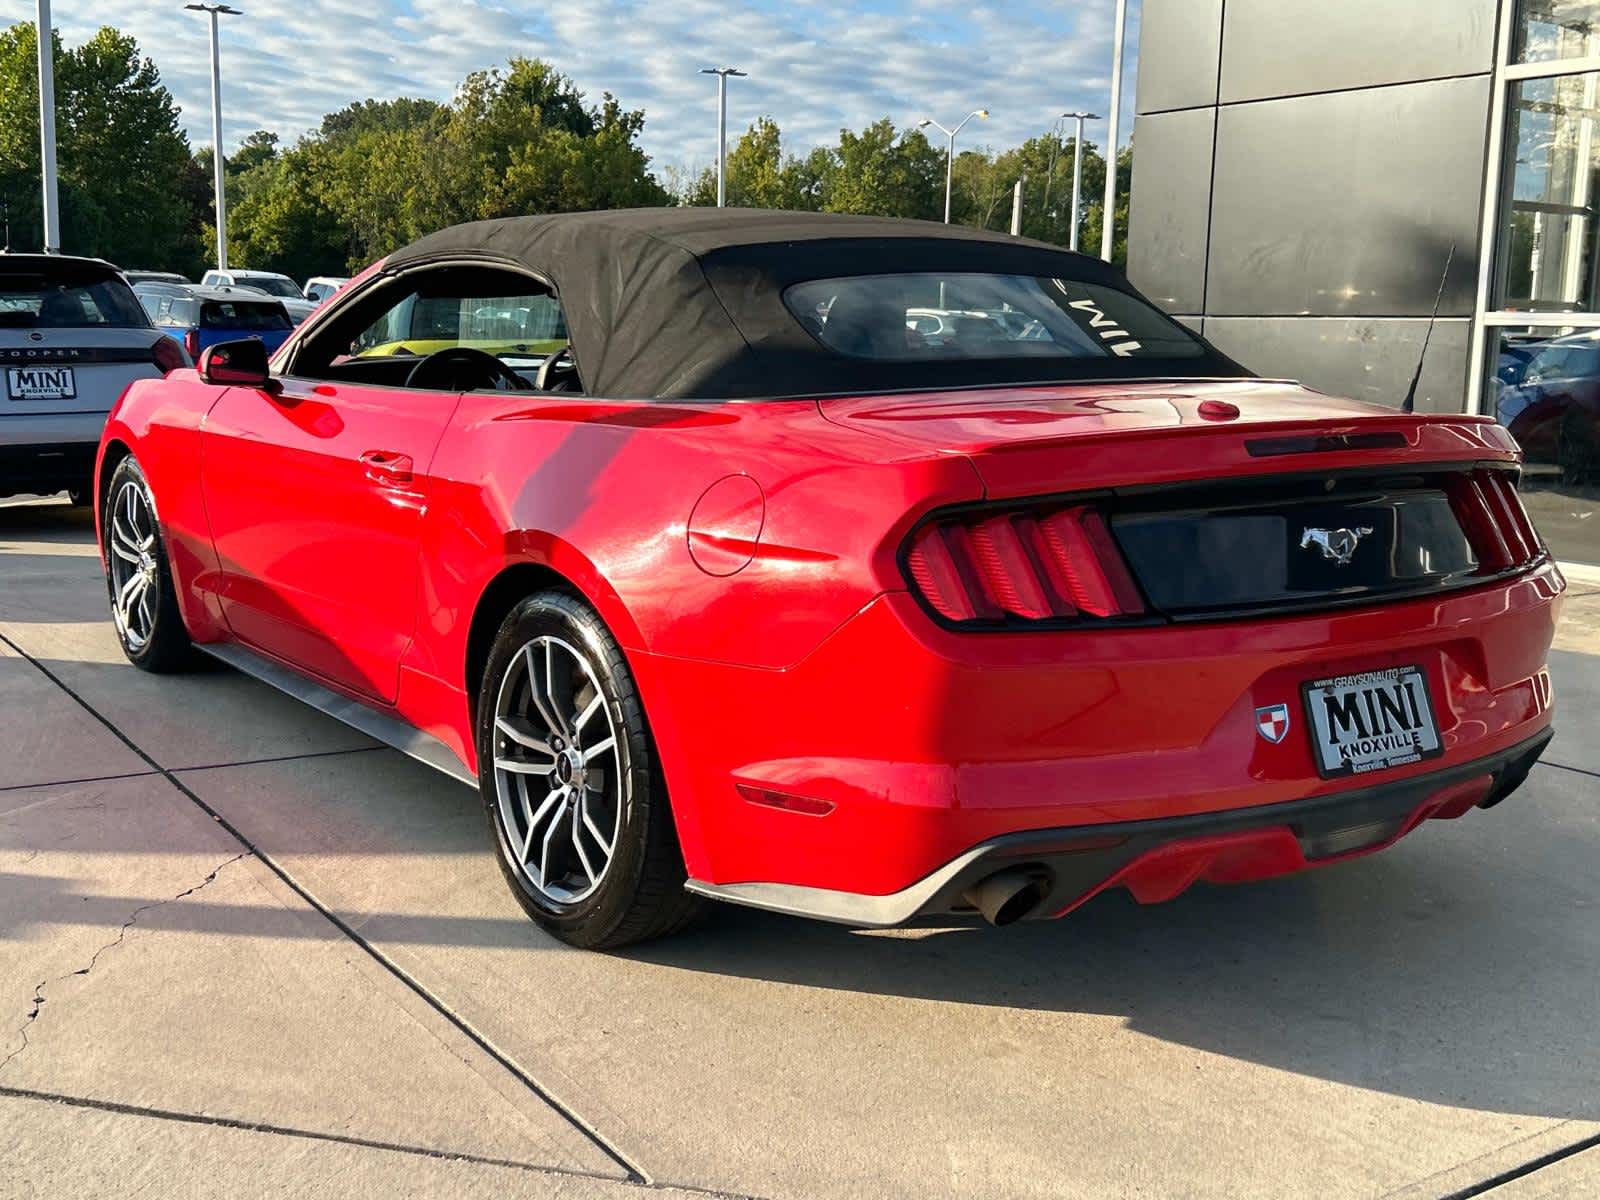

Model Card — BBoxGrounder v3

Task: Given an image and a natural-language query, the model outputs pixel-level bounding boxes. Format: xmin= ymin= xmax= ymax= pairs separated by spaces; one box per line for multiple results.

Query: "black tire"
xmin=102 ymin=456 xmax=197 ymax=674
xmin=66 ymin=485 xmax=91 ymax=507
xmin=476 ymin=590 xmax=700 ymax=949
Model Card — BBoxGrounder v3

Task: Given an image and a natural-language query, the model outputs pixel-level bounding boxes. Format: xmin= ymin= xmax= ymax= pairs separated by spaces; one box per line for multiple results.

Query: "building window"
xmin=1478 ymin=1 xmax=1600 ymax=565
xmin=1498 ymin=73 xmax=1600 ymax=311
xmin=1516 ymin=0 xmax=1600 ymax=63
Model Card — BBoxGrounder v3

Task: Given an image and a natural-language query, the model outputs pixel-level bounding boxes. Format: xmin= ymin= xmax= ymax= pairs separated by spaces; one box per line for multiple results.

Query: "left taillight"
xmin=904 ymin=504 xmax=1145 ymax=627
xmin=151 ymin=334 xmax=186 ymax=374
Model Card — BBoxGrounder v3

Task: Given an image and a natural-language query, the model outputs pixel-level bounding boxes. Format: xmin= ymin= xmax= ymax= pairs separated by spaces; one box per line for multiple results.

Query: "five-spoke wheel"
xmin=492 ymin=635 xmax=623 ymax=904
xmin=102 ymin=455 xmax=194 ymax=673
xmin=106 ymin=474 xmax=160 ymax=653
xmin=478 ymin=591 xmax=699 ymax=948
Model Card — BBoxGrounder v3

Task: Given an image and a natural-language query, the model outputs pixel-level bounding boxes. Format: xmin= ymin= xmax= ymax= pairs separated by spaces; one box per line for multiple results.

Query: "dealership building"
xmin=1127 ymin=0 xmax=1600 ymax=566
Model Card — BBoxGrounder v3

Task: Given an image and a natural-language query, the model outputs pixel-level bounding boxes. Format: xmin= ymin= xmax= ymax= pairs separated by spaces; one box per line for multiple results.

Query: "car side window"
xmin=351 ymin=290 xmax=569 ymax=357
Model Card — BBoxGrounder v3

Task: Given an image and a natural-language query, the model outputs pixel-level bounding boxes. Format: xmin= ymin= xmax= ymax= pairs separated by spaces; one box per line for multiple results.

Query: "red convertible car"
xmin=95 ymin=210 xmax=1562 ymax=947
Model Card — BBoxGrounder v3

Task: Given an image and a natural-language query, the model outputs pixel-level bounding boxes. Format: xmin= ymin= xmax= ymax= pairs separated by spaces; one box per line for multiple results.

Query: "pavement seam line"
xmin=0 ymin=628 xmax=653 ymax=1186
xmin=0 ymin=1084 xmax=769 ymax=1200
xmin=0 ymin=852 xmax=247 ymax=1078
xmin=1435 ymin=1128 xmax=1600 ymax=1199
xmin=0 ymin=769 xmax=160 ymax=794
xmin=1536 ymin=757 xmax=1600 ymax=782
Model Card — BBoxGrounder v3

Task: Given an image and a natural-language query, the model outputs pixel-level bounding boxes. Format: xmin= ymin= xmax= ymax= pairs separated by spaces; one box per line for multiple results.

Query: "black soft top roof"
xmin=386 ymin=208 xmax=1240 ymax=399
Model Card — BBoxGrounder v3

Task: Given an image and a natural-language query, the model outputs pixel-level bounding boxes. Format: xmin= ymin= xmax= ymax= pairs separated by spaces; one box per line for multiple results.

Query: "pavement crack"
xmin=0 ymin=851 xmax=249 ymax=1078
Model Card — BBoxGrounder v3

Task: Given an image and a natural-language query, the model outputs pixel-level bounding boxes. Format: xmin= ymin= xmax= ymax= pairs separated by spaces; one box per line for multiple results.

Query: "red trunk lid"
xmin=817 ymin=380 xmax=1520 ymax=497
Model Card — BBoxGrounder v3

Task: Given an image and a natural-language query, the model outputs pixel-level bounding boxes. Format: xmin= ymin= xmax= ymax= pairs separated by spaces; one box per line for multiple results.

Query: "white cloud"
xmin=0 ymin=0 xmax=1140 ymax=177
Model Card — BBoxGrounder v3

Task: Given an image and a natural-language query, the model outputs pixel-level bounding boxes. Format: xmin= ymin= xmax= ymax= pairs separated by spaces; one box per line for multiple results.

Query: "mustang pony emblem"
xmin=1300 ymin=526 xmax=1374 ymax=566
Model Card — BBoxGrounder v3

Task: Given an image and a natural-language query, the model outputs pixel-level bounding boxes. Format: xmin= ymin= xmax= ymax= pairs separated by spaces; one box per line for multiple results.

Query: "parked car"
xmin=123 ymin=270 xmax=190 ymax=287
xmin=303 ymin=275 xmax=350 ymax=305
xmin=146 ymin=286 xmax=294 ymax=362
xmin=1495 ymin=329 xmax=1600 ymax=483
xmin=199 ymin=268 xmax=317 ymax=324
xmin=132 ymin=280 xmax=194 ymax=322
xmin=96 ymin=210 xmax=1559 ymax=949
xmin=1 ymin=254 xmax=183 ymax=502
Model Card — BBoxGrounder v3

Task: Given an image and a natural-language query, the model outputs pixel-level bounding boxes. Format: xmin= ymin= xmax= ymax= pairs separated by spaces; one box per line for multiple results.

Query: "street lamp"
xmin=1101 ymin=0 xmax=1128 ymax=263
xmin=918 ymin=109 xmax=988 ymax=224
xmin=35 ymin=0 xmax=59 ymax=252
xmin=699 ymin=66 xmax=746 ymax=208
xmin=1062 ymin=111 xmax=1099 ymax=253
xmin=185 ymin=3 xmax=241 ymax=270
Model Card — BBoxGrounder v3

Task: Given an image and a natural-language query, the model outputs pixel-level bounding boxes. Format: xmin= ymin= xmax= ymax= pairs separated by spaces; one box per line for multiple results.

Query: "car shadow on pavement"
xmin=0 ymin=498 xmax=96 ymax=543
xmin=626 ymin=792 xmax=1599 ymax=1121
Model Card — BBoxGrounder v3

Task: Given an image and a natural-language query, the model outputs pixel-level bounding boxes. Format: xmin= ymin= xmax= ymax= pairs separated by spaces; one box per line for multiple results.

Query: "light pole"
xmin=1063 ymin=110 xmax=1098 ymax=253
xmin=186 ymin=4 xmax=240 ymax=270
xmin=35 ymin=0 xmax=59 ymax=253
xmin=700 ymin=66 xmax=746 ymax=208
xmin=1101 ymin=0 xmax=1128 ymax=263
xmin=918 ymin=110 xmax=988 ymax=224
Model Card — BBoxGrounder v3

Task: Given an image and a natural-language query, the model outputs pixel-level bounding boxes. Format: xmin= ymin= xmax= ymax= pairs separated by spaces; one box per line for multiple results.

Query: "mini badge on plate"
xmin=1255 ymin=703 xmax=1291 ymax=744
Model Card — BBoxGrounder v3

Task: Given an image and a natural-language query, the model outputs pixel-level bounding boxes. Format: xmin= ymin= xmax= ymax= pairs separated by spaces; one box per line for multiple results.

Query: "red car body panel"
xmin=97 ymin=356 xmax=1563 ymax=912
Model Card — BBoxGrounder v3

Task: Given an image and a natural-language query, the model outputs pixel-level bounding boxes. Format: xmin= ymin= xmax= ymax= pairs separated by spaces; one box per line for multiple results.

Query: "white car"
xmin=200 ymin=268 xmax=318 ymax=325
xmin=2 ymin=255 xmax=185 ymax=502
xmin=302 ymin=275 xmax=350 ymax=305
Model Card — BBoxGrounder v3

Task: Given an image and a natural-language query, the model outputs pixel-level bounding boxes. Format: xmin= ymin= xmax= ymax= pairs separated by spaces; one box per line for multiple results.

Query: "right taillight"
xmin=1446 ymin=469 xmax=1544 ymax=574
xmin=904 ymin=504 xmax=1144 ymax=627
xmin=182 ymin=329 xmax=200 ymax=362
xmin=151 ymin=334 xmax=186 ymax=374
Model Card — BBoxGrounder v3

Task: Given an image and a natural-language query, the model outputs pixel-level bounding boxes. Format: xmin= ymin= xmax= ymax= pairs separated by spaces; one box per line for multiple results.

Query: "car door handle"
xmin=360 ymin=450 xmax=414 ymax=484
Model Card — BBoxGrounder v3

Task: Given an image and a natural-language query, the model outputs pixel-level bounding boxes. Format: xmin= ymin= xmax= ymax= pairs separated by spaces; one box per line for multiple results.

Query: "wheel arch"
xmin=95 ymin=437 xmax=134 ymax=561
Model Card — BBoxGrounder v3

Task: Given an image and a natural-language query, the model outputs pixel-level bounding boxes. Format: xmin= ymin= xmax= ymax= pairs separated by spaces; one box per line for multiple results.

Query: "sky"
xmin=1 ymin=0 xmax=1141 ymax=179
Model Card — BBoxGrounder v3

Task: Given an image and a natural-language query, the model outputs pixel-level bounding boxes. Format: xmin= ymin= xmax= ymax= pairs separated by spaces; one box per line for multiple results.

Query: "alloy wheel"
xmin=491 ymin=635 xmax=624 ymax=905
xmin=106 ymin=478 xmax=160 ymax=653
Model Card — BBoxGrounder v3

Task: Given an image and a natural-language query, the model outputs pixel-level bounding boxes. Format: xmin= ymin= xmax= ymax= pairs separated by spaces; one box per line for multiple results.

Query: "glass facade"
xmin=1484 ymin=2 xmax=1600 ymax=564
xmin=1497 ymin=73 xmax=1600 ymax=312
xmin=1515 ymin=0 xmax=1600 ymax=63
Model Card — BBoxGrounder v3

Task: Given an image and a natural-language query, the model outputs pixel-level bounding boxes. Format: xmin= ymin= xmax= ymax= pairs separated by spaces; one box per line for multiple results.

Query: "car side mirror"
xmin=198 ymin=338 xmax=279 ymax=392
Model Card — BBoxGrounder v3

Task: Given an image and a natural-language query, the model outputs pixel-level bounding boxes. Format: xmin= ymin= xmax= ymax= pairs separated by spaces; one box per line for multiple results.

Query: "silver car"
xmin=1 ymin=254 xmax=185 ymax=503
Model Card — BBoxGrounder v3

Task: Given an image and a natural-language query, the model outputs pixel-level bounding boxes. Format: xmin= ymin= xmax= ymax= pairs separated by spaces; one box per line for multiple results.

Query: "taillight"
xmin=182 ymin=330 xmax=200 ymax=362
xmin=1446 ymin=469 xmax=1544 ymax=573
xmin=904 ymin=504 xmax=1144 ymax=626
xmin=151 ymin=334 xmax=186 ymax=374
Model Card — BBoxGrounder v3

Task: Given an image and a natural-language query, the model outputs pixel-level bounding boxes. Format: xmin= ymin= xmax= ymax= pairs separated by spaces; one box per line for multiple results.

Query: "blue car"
xmin=146 ymin=285 xmax=294 ymax=363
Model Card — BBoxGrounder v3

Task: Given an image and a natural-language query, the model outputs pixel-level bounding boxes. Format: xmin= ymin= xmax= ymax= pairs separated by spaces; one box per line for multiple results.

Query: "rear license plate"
xmin=1302 ymin=665 xmax=1442 ymax=779
xmin=6 ymin=366 xmax=76 ymax=400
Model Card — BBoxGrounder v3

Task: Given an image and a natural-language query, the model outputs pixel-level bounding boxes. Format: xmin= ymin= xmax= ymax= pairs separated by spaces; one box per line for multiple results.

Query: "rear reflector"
xmin=905 ymin=504 xmax=1144 ymax=626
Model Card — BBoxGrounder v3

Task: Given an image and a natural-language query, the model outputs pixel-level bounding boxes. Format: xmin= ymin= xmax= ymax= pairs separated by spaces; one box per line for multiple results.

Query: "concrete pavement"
xmin=2 ymin=496 xmax=1598 ymax=1199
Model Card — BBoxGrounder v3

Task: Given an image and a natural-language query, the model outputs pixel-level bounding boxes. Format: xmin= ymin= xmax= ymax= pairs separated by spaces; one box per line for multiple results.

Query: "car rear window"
xmin=0 ymin=264 xmax=150 ymax=329
xmin=201 ymin=301 xmax=292 ymax=331
xmin=783 ymin=273 xmax=1206 ymax=362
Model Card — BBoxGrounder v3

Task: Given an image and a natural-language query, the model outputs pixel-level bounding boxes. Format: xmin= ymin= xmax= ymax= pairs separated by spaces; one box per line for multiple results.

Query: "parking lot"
xmin=2 ymin=495 xmax=1598 ymax=1200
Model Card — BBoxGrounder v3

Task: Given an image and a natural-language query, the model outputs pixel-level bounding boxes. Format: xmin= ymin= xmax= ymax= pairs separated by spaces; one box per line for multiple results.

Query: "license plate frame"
xmin=6 ymin=365 xmax=77 ymax=401
xmin=1301 ymin=665 xmax=1443 ymax=780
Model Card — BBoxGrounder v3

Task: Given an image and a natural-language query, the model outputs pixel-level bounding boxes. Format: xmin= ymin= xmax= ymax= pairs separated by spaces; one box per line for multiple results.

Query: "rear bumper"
xmin=0 ymin=411 xmax=107 ymax=448
xmin=641 ymin=561 xmax=1562 ymax=895
xmin=686 ymin=727 xmax=1553 ymax=926
xmin=0 ymin=434 xmax=101 ymax=495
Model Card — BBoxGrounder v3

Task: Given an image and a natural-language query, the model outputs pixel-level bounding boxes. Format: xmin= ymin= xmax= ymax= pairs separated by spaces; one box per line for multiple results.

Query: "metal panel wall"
xmin=1220 ymin=0 xmax=1495 ymax=105
xmin=1202 ymin=317 xmax=1470 ymax=413
xmin=1126 ymin=0 xmax=1499 ymax=415
xmin=1135 ymin=0 xmax=1224 ymax=114
xmin=1126 ymin=108 xmax=1216 ymax=314
xmin=1207 ymin=77 xmax=1489 ymax=318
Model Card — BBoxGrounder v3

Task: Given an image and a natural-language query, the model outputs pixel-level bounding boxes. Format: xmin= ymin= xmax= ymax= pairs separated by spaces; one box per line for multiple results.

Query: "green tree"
xmin=0 ymin=22 xmax=206 ymax=273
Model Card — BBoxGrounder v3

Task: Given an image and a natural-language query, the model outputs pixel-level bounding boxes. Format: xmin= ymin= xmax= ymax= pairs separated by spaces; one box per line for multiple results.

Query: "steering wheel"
xmin=536 ymin=345 xmax=582 ymax=393
xmin=404 ymin=346 xmax=529 ymax=392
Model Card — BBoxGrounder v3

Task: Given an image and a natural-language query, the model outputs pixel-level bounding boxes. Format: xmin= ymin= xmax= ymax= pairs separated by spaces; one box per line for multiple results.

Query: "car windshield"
xmin=784 ymin=273 xmax=1207 ymax=362
xmin=241 ymin=277 xmax=304 ymax=299
xmin=353 ymin=291 xmax=568 ymax=355
xmin=0 ymin=267 xmax=150 ymax=329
